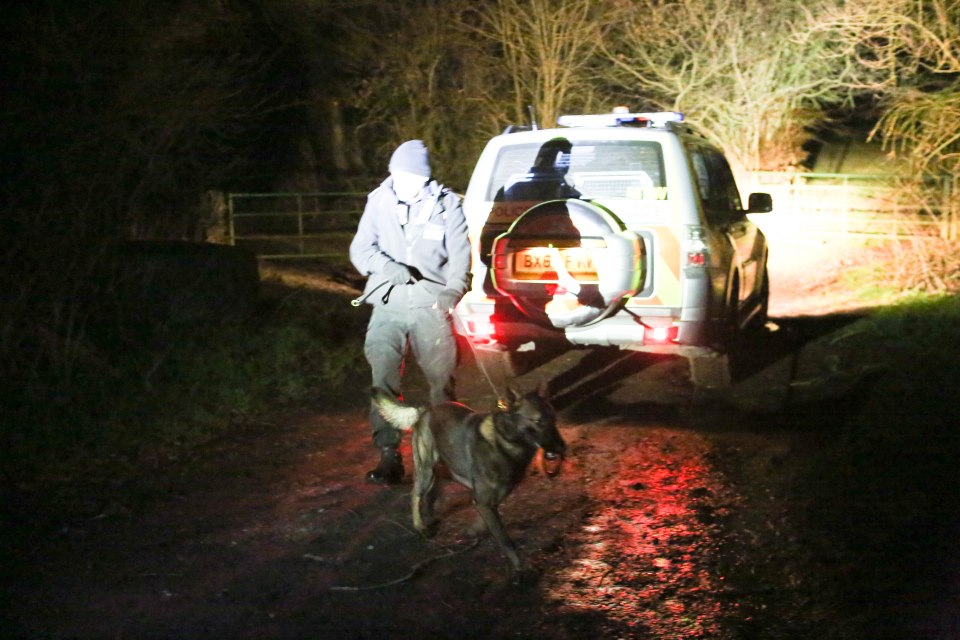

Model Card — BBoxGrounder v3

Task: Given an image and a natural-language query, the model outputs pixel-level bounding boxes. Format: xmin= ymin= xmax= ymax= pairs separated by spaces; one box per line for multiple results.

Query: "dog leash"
xmin=350 ymin=280 xmax=390 ymax=307
xmin=449 ymin=310 xmax=506 ymax=407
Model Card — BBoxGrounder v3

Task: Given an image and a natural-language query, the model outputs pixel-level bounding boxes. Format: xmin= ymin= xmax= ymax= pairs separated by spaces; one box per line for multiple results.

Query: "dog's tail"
xmin=370 ymin=387 xmax=425 ymax=430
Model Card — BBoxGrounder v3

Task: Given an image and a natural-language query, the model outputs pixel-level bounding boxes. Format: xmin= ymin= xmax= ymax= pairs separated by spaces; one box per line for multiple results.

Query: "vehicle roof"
xmin=483 ymin=126 xmax=688 ymax=150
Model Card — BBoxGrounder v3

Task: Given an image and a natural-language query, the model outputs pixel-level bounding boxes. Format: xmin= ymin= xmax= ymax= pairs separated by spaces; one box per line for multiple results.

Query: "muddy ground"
xmin=3 ymin=235 xmax=959 ymax=639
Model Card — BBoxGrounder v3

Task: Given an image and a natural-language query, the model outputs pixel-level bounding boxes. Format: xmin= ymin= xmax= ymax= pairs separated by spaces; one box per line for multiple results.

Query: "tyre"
xmin=719 ymin=276 xmax=742 ymax=354
xmin=489 ymin=199 xmax=644 ymax=330
xmin=750 ymin=269 xmax=770 ymax=332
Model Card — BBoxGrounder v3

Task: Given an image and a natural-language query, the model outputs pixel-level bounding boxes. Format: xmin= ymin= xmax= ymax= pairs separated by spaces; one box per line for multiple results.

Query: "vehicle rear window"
xmin=487 ymin=140 xmax=666 ymax=201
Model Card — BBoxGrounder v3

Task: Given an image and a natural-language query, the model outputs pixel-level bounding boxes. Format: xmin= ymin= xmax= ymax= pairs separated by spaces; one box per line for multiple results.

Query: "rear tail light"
xmin=685 ymin=225 xmax=708 ymax=268
xmin=467 ymin=320 xmax=496 ymax=338
xmin=644 ymin=325 xmax=678 ymax=343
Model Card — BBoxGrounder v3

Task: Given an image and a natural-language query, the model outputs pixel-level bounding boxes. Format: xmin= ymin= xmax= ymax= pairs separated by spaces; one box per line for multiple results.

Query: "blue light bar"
xmin=557 ymin=111 xmax=685 ymax=128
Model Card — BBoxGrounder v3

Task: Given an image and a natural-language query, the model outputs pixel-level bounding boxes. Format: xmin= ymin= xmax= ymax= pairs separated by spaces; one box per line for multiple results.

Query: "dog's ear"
xmin=536 ymin=379 xmax=550 ymax=400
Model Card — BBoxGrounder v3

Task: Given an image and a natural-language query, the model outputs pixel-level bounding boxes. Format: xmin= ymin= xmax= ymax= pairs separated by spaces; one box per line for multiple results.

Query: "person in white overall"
xmin=349 ymin=140 xmax=471 ymax=484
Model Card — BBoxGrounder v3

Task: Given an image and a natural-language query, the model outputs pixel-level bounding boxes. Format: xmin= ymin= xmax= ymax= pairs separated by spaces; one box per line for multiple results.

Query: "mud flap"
xmin=687 ymin=351 xmax=731 ymax=390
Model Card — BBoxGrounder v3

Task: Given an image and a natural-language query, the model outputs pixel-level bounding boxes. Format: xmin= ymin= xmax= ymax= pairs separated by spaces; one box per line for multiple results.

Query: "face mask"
xmin=392 ymin=171 xmax=428 ymax=203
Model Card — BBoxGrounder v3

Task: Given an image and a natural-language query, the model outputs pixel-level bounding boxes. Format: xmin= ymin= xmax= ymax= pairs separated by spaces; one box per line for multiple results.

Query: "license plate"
xmin=513 ymin=247 xmax=598 ymax=281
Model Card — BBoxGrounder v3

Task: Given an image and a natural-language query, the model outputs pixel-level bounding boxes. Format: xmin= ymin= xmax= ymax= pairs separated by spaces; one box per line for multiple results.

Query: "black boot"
xmin=365 ymin=446 xmax=404 ymax=484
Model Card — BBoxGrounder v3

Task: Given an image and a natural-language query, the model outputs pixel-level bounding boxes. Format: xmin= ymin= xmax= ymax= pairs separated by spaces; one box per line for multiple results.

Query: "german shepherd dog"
xmin=371 ymin=383 xmax=565 ymax=570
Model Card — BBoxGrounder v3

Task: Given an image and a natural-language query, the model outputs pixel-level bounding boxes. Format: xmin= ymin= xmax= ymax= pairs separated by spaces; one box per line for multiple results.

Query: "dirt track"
xmin=3 ymin=233 xmax=959 ymax=639
xmin=0 ymin=351 xmax=774 ymax=639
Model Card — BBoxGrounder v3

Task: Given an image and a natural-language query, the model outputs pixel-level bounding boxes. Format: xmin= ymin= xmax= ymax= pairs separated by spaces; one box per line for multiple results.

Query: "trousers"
xmin=363 ymin=305 xmax=457 ymax=447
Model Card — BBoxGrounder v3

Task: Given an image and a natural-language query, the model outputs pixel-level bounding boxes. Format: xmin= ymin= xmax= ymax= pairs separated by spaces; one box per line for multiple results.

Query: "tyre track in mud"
xmin=444 ymin=345 xmax=754 ymax=639
xmin=538 ymin=423 xmax=741 ymax=639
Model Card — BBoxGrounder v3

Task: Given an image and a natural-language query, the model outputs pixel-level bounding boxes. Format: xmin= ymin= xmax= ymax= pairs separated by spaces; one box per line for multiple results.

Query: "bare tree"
xmin=334 ymin=0 xmax=500 ymax=188
xmin=468 ymin=0 xmax=613 ymax=129
xmin=809 ymin=0 xmax=960 ymax=178
xmin=600 ymin=0 xmax=854 ymax=174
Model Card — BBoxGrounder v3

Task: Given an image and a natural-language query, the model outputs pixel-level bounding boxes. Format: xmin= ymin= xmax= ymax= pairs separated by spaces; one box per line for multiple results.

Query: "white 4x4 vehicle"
xmin=454 ymin=111 xmax=771 ymax=380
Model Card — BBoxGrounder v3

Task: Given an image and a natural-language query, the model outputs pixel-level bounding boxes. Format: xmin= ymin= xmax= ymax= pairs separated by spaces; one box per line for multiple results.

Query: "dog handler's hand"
xmin=383 ymin=261 xmax=414 ymax=285
xmin=434 ymin=289 xmax=460 ymax=313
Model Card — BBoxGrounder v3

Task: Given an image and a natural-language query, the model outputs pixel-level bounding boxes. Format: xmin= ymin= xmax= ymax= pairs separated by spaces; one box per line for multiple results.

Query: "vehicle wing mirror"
xmin=747 ymin=192 xmax=773 ymax=213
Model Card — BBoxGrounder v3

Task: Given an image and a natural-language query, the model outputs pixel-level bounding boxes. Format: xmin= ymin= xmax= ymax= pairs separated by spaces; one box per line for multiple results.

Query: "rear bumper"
xmin=454 ymin=296 xmax=711 ymax=355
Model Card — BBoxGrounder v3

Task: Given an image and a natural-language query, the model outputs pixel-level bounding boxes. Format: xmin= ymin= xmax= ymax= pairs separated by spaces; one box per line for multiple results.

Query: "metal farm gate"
xmin=745 ymin=172 xmax=958 ymax=240
xmin=226 ymin=192 xmax=366 ymax=260
xmin=226 ymin=174 xmax=958 ymax=260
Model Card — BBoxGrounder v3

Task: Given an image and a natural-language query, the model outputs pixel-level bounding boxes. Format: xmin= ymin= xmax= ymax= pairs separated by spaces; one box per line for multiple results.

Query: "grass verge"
xmin=798 ymin=296 xmax=960 ymax=631
xmin=713 ymin=293 xmax=960 ymax=637
xmin=1 ymin=273 xmax=370 ymax=526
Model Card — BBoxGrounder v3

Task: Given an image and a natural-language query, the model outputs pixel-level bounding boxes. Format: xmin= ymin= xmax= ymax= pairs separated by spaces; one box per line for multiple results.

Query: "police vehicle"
xmin=454 ymin=110 xmax=772 ymax=379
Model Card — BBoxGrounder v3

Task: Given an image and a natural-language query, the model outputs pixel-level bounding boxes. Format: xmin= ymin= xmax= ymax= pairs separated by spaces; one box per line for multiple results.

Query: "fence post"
xmin=944 ymin=175 xmax=956 ymax=241
xmin=297 ymin=193 xmax=305 ymax=255
xmin=951 ymin=175 xmax=958 ymax=242
xmin=227 ymin=194 xmax=237 ymax=246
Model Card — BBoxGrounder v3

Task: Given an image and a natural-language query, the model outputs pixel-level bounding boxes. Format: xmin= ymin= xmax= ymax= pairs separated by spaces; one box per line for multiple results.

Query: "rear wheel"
xmin=747 ymin=269 xmax=770 ymax=333
xmin=719 ymin=277 xmax=742 ymax=353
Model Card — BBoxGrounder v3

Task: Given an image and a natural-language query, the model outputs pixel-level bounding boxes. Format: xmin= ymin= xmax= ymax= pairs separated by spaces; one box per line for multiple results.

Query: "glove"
xmin=435 ymin=289 xmax=461 ymax=312
xmin=383 ymin=261 xmax=413 ymax=285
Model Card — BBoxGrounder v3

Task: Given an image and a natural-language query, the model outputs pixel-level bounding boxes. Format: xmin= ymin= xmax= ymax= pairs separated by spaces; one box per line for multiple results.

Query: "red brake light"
xmin=686 ymin=251 xmax=706 ymax=268
xmin=468 ymin=320 xmax=496 ymax=338
xmin=644 ymin=325 xmax=678 ymax=343
xmin=685 ymin=225 xmax=707 ymax=268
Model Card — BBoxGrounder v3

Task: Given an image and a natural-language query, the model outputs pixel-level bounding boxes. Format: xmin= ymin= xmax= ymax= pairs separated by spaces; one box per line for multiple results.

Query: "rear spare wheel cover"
xmin=490 ymin=199 xmax=644 ymax=329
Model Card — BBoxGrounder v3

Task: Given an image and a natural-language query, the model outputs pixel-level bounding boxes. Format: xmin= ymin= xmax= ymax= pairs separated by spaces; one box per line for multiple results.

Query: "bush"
xmin=795 ymin=295 xmax=960 ymax=627
xmin=0 ymin=276 xmax=369 ymax=517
